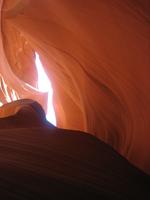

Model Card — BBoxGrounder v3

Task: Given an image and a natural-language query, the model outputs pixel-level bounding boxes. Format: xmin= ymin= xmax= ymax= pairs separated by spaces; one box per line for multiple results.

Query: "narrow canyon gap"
xmin=0 ymin=1 xmax=149 ymax=198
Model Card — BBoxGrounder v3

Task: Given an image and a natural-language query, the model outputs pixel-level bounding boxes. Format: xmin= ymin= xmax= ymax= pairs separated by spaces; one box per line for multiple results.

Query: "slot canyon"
xmin=0 ymin=0 xmax=150 ymax=199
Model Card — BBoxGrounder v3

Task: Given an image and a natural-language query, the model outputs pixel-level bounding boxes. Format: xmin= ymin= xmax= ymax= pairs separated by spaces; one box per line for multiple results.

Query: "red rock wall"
xmin=0 ymin=0 xmax=150 ymax=174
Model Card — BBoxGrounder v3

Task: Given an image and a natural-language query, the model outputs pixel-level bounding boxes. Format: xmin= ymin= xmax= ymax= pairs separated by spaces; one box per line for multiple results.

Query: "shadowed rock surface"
xmin=0 ymin=100 xmax=149 ymax=199
xmin=0 ymin=0 xmax=150 ymax=174
xmin=0 ymin=0 xmax=150 ymax=198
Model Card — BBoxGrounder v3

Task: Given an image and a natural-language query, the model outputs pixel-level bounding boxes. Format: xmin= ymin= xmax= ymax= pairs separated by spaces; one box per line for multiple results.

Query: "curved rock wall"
xmin=1 ymin=0 xmax=150 ymax=174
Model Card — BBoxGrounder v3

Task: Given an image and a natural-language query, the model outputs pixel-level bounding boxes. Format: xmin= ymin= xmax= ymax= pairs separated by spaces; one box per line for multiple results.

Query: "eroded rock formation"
xmin=0 ymin=0 xmax=150 ymax=174
xmin=0 ymin=99 xmax=149 ymax=199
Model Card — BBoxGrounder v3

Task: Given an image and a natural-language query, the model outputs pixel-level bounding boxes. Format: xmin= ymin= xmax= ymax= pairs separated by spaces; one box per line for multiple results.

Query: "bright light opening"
xmin=0 ymin=53 xmax=56 ymax=126
xmin=0 ymin=74 xmax=20 ymax=106
xmin=35 ymin=52 xmax=56 ymax=126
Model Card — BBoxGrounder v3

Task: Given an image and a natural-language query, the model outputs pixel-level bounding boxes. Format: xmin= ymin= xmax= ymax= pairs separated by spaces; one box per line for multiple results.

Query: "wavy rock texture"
xmin=0 ymin=100 xmax=149 ymax=199
xmin=0 ymin=0 xmax=150 ymax=175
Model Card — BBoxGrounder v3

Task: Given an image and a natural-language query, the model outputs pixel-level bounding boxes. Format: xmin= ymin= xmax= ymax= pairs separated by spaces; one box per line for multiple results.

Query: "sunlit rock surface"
xmin=0 ymin=0 xmax=150 ymax=176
